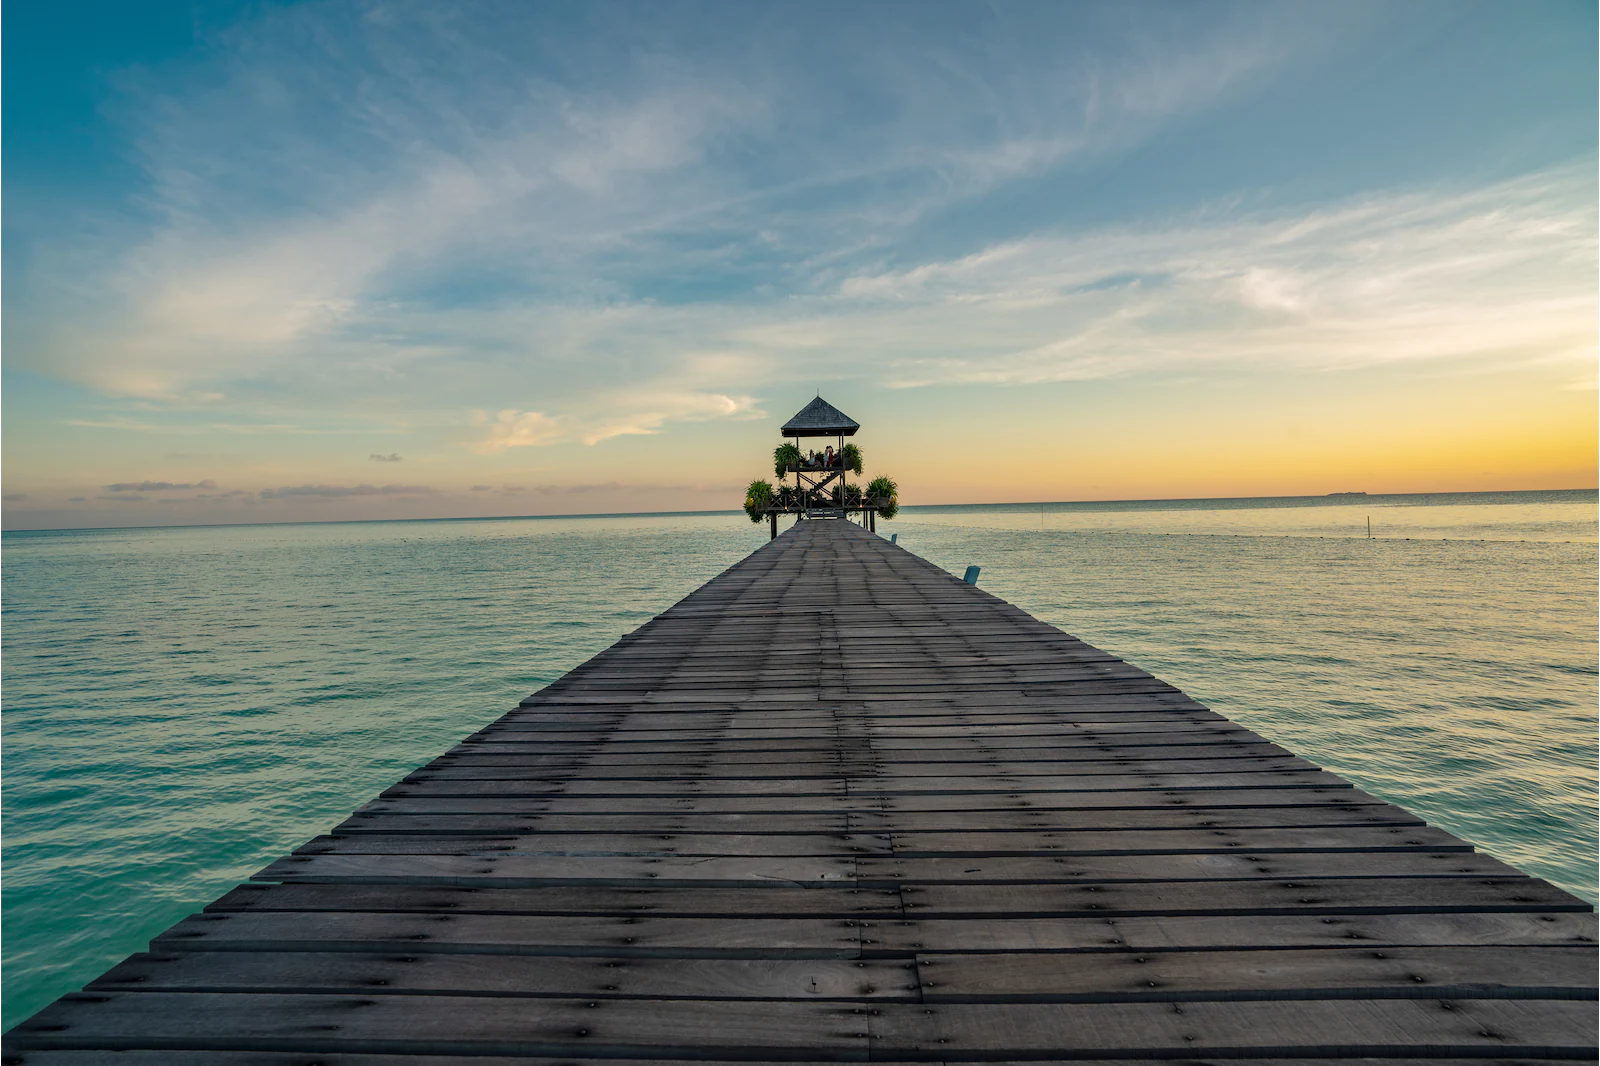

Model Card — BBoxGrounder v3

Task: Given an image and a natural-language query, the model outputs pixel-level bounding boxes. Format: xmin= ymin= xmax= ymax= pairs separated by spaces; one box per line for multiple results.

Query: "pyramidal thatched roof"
xmin=781 ymin=396 xmax=859 ymax=437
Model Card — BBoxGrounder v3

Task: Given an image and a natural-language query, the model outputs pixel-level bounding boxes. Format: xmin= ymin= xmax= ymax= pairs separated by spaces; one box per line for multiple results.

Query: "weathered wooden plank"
xmin=0 ymin=1054 xmax=880 ymax=1066
xmin=853 ymin=770 xmax=1344 ymax=792
xmin=868 ymin=912 xmax=1599 ymax=952
xmin=254 ymin=853 xmax=858 ymax=887
xmin=89 ymin=950 xmax=919 ymax=999
xmin=451 ymin=738 xmax=1277 ymax=759
xmin=885 ymin=825 xmax=1468 ymax=854
xmin=10 ymin=993 xmax=1592 ymax=1057
xmin=862 ymin=851 xmax=1515 ymax=884
xmin=332 ymin=804 xmax=1424 ymax=837
xmin=479 ymin=712 xmax=1237 ymax=726
xmin=916 ymin=945 xmax=1598 ymax=1001
xmin=351 ymin=785 xmax=1383 ymax=816
xmin=865 ymin=806 xmax=1424 ymax=831
xmin=873 ymin=786 xmax=1377 ymax=812
xmin=864 ymin=999 xmax=1597 ymax=1056
xmin=304 ymin=825 xmax=1466 ymax=856
xmin=453 ymin=739 xmax=1285 ymax=760
xmin=567 ymin=669 xmax=1159 ymax=686
xmin=253 ymin=849 xmax=1519 ymax=888
xmin=477 ymin=719 xmax=1230 ymax=738
xmin=5 ymin=993 xmax=870 ymax=1055
xmin=419 ymin=755 xmax=1313 ymax=777
xmin=336 ymin=810 xmax=856 ymax=835
xmin=892 ymin=876 xmax=1590 ymax=917
xmin=383 ymin=770 xmax=1350 ymax=797
xmin=363 ymin=794 xmax=868 ymax=814
xmin=521 ymin=683 xmax=1190 ymax=702
xmin=382 ymin=778 xmax=852 ymax=797
xmin=494 ymin=702 xmax=1220 ymax=722
xmin=209 ymin=882 xmax=902 ymax=917
xmin=154 ymin=912 xmax=865 ymax=957
xmin=293 ymin=832 xmax=891 ymax=857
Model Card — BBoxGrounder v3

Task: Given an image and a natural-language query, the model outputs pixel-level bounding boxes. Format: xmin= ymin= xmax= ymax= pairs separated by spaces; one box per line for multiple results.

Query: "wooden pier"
xmin=6 ymin=519 xmax=1596 ymax=1061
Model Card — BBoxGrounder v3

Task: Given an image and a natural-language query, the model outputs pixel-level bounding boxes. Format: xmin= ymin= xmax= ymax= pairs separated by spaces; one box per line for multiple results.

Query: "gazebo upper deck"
xmin=781 ymin=396 xmax=859 ymax=438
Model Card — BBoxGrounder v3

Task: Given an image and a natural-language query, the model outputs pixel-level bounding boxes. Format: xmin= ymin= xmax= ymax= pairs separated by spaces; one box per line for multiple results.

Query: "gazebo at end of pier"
xmin=748 ymin=396 xmax=897 ymax=536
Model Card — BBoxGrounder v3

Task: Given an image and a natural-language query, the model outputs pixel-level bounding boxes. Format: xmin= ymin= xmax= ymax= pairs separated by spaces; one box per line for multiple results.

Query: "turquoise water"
xmin=3 ymin=489 xmax=1596 ymax=1028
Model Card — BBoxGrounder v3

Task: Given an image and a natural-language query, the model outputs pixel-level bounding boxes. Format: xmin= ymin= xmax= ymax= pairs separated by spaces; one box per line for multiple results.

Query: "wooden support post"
xmin=770 ymin=512 xmax=778 ymax=540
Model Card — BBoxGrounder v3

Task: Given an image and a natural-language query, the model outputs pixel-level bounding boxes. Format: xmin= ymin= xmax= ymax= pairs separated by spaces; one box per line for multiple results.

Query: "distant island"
xmin=1326 ymin=491 xmax=1368 ymax=497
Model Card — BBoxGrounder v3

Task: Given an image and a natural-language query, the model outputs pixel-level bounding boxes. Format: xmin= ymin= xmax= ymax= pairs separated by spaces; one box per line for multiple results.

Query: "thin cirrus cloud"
xmin=436 ymin=163 xmax=1595 ymax=439
xmin=257 ymin=484 xmax=438 ymax=499
xmin=104 ymin=479 xmax=218 ymax=492
xmin=471 ymin=392 xmax=763 ymax=452
xmin=13 ymin=1 xmax=1350 ymax=425
xmin=808 ymin=165 xmax=1598 ymax=387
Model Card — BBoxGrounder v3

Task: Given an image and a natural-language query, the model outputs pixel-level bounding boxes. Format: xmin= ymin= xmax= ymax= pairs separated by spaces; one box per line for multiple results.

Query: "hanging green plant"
xmin=744 ymin=479 xmax=775 ymax=523
xmin=839 ymin=443 xmax=864 ymax=475
xmin=773 ymin=442 xmax=801 ymax=478
xmin=867 ymin=475 xmax=898 ymax=520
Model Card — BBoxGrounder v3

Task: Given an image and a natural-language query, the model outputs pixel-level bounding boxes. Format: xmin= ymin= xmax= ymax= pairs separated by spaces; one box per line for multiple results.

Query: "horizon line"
xmin=3 ymin=486 xmax=1594 ymax=536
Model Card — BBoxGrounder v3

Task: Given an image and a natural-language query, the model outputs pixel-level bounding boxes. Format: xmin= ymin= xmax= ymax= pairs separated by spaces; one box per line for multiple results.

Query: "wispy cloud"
xmin=104 ymin=479 xmax=218 ymax=492
xmin=471 ymin=391 xmax=762 ymax=452
xmin=15 ymin=1 xmax=1349 ymax=430
xmin=258 ymin=483 xmax=438 ymax=499
xmin=496 ymin=480 xmax=737 ymax=496
xmin=65 ymin=418 xmax=377 ymax=435
xmin=410 ymin=164 xmax=1592 ymax=409
xmin=369 ymin=453 xmax=403 ymax=462
xmin=802 ymin=166 xmax=1598 ymax=387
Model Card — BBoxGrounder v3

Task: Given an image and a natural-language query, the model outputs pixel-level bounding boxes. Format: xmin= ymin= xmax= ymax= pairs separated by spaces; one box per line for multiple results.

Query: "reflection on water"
xmin=3 ymin=489 xmax=1595 ymax=1027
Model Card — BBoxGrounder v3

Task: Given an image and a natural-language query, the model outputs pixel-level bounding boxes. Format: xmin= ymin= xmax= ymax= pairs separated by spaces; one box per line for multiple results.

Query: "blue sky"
xmin=3 ymin=0 xmax=1595 ymax=528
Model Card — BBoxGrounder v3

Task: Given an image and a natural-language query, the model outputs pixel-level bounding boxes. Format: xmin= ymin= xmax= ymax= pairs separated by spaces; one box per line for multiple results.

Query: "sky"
xmin=3 ymin=0 xmax=1595 ymax=530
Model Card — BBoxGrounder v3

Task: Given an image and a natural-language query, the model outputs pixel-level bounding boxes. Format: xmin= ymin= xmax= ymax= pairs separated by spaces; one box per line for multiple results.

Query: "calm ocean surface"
xmin=3 ymin=489 xmax=1596 ymax=1027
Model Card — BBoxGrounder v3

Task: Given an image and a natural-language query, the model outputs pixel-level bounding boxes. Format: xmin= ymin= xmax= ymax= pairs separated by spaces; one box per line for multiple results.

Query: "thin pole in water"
xmin=1367 ymin=516 xmax=1371 ymax=539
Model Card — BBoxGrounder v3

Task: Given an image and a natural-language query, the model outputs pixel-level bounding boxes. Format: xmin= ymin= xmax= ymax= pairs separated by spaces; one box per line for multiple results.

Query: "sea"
xmin=3 ymin=489 xmax=1596 ymax=1028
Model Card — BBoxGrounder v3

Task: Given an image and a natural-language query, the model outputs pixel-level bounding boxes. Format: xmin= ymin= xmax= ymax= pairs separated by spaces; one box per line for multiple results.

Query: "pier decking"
xmin=6 ymin=519 xmax=1596 ymax=1061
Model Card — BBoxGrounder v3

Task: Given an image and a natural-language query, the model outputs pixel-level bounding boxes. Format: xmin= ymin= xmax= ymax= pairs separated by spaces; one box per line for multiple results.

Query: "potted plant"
xmin=744 ymin=479 xmax=775 ymax=523
xmin=839 ymin=443 xmax=864 ymax=475
xmin=866 ymin=475 xmax=898 ymax=519
xmin=773 ymin=442 xmax=801 ymax=477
